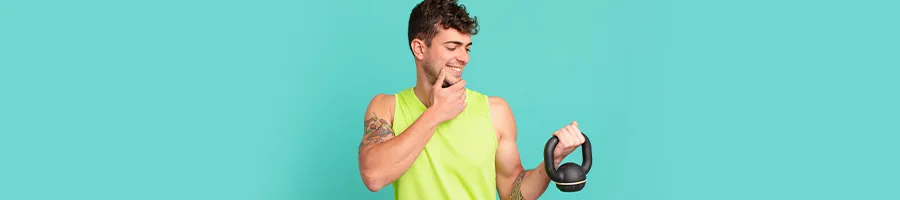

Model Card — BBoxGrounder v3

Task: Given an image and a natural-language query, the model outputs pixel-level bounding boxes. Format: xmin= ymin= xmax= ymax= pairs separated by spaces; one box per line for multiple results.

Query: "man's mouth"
xmin=446 ymin=66 xmax=463 ymax=72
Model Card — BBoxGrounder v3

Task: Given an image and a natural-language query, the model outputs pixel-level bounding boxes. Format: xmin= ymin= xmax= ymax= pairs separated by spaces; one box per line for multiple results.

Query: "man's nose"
xmin=457 ymin=51 xmax=470 ymax=65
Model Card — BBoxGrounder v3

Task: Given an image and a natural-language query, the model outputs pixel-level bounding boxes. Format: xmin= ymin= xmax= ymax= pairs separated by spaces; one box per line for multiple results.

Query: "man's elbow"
xmin=364 ymin=182 xmax=385 ymax=192
xmin=361 ymin=170 xmax=388 ymax=192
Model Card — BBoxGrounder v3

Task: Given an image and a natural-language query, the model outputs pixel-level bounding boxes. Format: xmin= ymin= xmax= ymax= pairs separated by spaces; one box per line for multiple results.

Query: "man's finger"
xmin=449 ymin=79 xmax=466 ymax=91
xmin=559 ymin=131 xmax=569 ymax=147
xmin=572 ymin=124 xmax=584 ymax=144
xmin=558 ymin=127 xmax=568 ymax=147
xmin=553 ymin=130 xmax=564 ymax=147
xmin=566 ymin=124 xmax=576 ymax=146
xmin=433 ymin=68 xmax=448 ymax=89
xmin=569 ymin=125 xmax=580 ymax=146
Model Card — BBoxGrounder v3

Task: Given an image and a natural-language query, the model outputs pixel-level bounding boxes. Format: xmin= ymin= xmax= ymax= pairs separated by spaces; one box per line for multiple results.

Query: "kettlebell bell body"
xmin=544 ymin=133 xmax=592 ymax=192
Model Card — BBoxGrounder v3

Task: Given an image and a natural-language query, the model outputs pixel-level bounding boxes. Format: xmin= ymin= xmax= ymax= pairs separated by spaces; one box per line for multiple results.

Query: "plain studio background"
xmin=1 ymin=0 xmax=897 ymax=199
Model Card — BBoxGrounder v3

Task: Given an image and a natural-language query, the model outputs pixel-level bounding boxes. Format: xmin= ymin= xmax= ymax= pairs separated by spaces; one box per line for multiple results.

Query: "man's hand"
xmin=428 ymin=68 xmax=467 ymax=123
xmin=551 ymin=121 xmax=585 ymax=165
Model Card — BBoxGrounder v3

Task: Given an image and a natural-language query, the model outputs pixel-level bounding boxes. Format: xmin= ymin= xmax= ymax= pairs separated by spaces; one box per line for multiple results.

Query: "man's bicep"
xmin=494 ymin=119 xmax=527 ymax=199
xmin=496 ymin=134 xmax=525 ymax=178
xmin=359 ymin=95 xmax=396 ymax=151
xmin=491 ymin=96 xmax=526 ymax=194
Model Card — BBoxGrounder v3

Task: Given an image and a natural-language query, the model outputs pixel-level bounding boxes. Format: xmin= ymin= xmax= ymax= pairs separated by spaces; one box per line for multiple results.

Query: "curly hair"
xmin=408 ymin=0 xmax=479 ymax=50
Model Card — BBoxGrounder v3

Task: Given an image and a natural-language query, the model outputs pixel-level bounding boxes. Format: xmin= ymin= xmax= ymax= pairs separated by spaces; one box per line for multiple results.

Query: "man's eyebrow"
xmin=443 ymin=41 xmax=473 ymax=46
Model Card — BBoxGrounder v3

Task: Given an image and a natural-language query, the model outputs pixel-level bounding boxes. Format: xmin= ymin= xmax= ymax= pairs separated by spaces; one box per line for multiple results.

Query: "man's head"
xmin=408 ymin=0 xmax=479 ymax=87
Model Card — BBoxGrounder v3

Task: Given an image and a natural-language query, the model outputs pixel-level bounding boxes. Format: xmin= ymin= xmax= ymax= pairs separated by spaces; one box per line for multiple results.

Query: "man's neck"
xmin=413 ymin=67 xmax=436 ymax=108
xmin=413 ymin=77 xmax=434 ymax=108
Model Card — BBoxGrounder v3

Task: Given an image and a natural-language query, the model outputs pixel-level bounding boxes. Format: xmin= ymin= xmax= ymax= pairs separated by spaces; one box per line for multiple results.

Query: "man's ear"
xmin=411 ymin=38 xmax=427 ymax=60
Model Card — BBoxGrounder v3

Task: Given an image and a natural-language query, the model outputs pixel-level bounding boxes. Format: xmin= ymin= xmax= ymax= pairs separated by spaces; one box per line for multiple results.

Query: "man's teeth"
xmin=448 ymin=67 xmax=462 ymax=72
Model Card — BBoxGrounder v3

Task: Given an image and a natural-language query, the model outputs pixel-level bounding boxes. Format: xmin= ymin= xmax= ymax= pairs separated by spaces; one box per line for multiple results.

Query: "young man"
xmin=357 ymin=0 xmax=587 ymax=199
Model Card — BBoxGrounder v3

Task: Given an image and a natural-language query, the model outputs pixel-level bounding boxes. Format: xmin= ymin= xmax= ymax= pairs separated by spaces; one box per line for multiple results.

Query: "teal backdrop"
xmin=1 ymin=0 xmax=897 ymax=199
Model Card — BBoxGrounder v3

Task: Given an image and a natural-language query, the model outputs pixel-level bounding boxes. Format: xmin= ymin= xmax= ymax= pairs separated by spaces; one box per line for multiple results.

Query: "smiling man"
xmin=356 ymin=0 xmax=587 ymax=199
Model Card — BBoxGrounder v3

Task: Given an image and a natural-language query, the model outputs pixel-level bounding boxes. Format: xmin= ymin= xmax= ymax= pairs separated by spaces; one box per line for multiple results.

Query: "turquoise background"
xmin=1 ymin=0 xmax=897 ymax=199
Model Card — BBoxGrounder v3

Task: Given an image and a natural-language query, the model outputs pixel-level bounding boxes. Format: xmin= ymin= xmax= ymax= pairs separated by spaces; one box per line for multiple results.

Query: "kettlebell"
xmin=544 ymin=132 xmax=592 ymax=192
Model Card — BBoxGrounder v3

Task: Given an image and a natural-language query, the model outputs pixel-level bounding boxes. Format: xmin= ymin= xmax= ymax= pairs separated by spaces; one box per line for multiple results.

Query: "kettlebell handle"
xmin=544 ymin=132 xmax=592 ymax=182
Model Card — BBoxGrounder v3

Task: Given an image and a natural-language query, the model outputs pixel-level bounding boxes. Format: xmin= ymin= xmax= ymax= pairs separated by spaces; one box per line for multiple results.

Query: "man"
xmin=357 ymin=0 xmax=587 ymax=199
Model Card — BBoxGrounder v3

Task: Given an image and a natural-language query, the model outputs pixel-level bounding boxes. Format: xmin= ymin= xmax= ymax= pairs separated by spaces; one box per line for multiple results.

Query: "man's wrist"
xmin=420 ymin=108 xmax=443 ymax=128
xmin=550 ymin=153 xmax=565 ymax=167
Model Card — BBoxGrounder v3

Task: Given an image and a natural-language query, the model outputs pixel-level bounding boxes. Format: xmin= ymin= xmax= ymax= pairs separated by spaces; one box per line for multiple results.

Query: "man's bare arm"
xmin=357 ymin=94 xmax=443 ymax=192
xmin=491 ymin=97 xmax=564 ymax=200
xmin=505 ymin=161 xmax=562 ymax=200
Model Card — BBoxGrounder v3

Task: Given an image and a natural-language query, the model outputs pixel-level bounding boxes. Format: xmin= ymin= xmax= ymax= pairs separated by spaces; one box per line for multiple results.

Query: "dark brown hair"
xmin=408 ymin=0 xmax=479 ymax=51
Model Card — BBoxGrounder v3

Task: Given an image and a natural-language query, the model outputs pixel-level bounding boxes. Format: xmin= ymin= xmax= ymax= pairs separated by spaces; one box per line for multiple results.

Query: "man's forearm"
xmin=358 ymin=109 xmax=441 ymax=191
xmin=509 ymin=160 xmax=563 ymax=200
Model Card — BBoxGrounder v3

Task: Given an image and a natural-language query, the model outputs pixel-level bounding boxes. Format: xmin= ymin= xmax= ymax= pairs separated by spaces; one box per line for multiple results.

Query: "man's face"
xmin=423 ymin=28 xmax=472 ymax=87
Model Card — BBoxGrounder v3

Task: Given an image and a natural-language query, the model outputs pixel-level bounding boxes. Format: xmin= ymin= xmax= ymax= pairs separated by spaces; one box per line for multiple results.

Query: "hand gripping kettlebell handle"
xmin=544 ymin=132 xmax=592 ymax=182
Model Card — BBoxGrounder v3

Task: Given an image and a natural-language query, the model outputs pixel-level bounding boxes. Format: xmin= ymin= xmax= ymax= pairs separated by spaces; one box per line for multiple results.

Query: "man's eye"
xmin=447 ymin=47 xmax=457 ymax=51
xmin=465 ymin=48 xmax=471 ymax=52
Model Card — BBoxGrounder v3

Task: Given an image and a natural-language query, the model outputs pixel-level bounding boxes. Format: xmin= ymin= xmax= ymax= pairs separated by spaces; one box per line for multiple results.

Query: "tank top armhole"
xmin=391 ymin=92 xmax=400 ymax=137
xmin=480 ymin=92 xmax=500 ymax=150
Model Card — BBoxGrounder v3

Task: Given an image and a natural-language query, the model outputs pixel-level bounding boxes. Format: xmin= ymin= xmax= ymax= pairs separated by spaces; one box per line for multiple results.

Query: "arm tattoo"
xmin=510 ymin=170 xmax=528 ymax=200
xmin=360 ymin=112 xmax=394 ymax=149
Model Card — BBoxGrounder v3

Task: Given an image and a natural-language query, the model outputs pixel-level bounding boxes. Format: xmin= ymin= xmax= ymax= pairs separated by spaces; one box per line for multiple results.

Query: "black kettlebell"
xmin=544 ymin=132 xmax=592 ymax=192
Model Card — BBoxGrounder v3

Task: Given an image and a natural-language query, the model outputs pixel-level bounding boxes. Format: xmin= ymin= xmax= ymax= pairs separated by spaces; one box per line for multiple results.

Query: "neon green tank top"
xmin=391 ymin=87 xmax=498 ymax=200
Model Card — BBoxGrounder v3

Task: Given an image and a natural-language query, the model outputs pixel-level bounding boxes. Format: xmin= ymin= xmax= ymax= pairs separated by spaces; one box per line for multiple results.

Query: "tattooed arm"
xmin=491 ymin=97 xmax=559 ymax=200
xmin=358 ymin=94 xmax=443 ymax=192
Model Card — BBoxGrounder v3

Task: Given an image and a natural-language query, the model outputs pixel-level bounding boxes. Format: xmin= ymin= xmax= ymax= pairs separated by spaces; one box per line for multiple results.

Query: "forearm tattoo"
xmin=510 ymin=170 xmax=528 ymax=200
xmin=360 ymin=112 xmax=394 ymax=150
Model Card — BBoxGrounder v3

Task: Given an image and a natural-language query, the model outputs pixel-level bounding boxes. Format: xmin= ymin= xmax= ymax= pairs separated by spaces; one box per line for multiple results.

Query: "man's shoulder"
xmin=371 ymin=93 xmax=396 ymax=102
xmin=370 ymin=87 xmax=417 ymax=107
xmin=486 ymin=95 xmax=515 ymax=140
xmin=487 ymin=96 xmax=514 ymax=122
xmin=368 ymin=94 xmax=396 ymax=109
xmin=487 ymin=96 xmax=510 ymax=111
